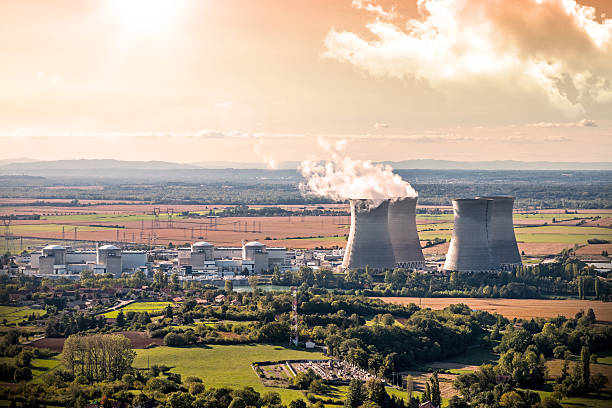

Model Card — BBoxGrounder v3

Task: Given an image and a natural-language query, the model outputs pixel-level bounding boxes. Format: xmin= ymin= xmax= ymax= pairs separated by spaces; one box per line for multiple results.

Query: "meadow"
xmin=133 ymin=344 xmax=328 ymax=403
xmin=0 ymin=306 xmax=46 ymax=325
xmin=103 ymin=301 xmax=174 ymax=318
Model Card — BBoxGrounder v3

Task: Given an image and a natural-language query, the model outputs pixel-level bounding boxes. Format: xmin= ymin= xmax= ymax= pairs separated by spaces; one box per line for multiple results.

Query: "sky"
xmin=0 ymin=0 xmax=611 ymax=164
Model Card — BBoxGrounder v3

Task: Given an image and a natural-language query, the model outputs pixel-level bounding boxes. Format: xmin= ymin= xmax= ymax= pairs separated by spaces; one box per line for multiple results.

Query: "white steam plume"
xmin=299 ymin=139 xmax=417 ymax=203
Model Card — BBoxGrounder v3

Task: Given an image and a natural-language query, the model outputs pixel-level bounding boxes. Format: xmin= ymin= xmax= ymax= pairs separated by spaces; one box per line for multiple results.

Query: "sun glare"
xmin=106 ymin=0 xmax=188 ymax=39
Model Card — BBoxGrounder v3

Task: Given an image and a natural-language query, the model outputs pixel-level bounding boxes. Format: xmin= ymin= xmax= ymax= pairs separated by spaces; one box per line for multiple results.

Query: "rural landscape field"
xmin=2 ymin=200 xmax=611 ymax=258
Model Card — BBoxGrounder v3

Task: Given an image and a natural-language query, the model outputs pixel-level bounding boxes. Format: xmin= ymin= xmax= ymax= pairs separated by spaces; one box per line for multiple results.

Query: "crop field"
xmin=377 ymin=297 xmax=612 ymax=322
xmin=133 ymin=344 xmax=328 ymax=403
xmin=1 ymin=202 xmax=610 ymax=256
xmin=103 ymin=301 xmax=174 ymax=318
xmin=0 ymin=306 xmax=46 ymax=325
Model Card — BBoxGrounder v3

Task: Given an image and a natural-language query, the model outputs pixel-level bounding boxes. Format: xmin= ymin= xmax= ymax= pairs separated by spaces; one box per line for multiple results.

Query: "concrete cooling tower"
xmin=342 ymin=199 xmax=396 ymax=270
xmin=477 ymin=196 xmax=522 ymax=268
xmin=387 ymin=197 xmax=425 ymax=269
xmin=443 ymin=198 xmax=498 ymax=272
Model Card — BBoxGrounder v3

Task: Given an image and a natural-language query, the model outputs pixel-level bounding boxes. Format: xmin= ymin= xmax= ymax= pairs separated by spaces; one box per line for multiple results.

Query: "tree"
xmin=62 ymin=334 xmax=135 ymax=381
xmin=15 ymin=350 xmax=34 ymax=367
xmin=289 ymin=400 xmax=307 ymax=408
xmin=590 ymin=373 xmax=608 ymax=394
xmin=165 ymin=304 xmax=174 ymax=319
xmin=405 ymin=374 xmax=414 ymax=398
xmin=248 ymin=275 xmax=259 ymax=291
xmin=366 ymin=378 xmax=388 ymax=406
xmin=167 ymin=391 xmax=194 ymax=408
xmin=430 ymin=372 xmax=441 ymax=408
xmin=580 ymin=346 xmax=590 ymax=389
xmin=116 ymin=310 xmax=125 ymax=327
xmin=225 ymin=279 xmax=234 ymax=293
xmin=499 ymin=391 xmax=525 ymax=408
xmin=345 ymin=379 xmax=366 ymax=408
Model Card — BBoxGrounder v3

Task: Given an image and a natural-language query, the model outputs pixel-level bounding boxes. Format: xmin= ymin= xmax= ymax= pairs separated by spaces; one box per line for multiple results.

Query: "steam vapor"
xmin=299 ymin=139 xmax=417 ymax=206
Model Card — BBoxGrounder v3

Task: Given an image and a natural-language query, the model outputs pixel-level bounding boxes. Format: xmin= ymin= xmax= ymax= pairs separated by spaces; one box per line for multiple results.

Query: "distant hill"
xmin=0 ymin=159 xmax=201 ymax=171
xmin=381 ymin=160 xmax=612 ymax=170
xmin=0 ymin=157 xmax=39 ymax=166
xmin=0 ymin=158 xmax=610 ymax=173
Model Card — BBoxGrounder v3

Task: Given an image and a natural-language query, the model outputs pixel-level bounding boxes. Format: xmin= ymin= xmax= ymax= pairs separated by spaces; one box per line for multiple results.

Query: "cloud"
xmin=527 ymin=119 xmax=598 ymax=128
xmin=352 ymin=0 xmax=396 ymax=19
xmin=374 ymin=122 xmax=389 ymax=128
xmin=324 ymin=0 xmax=612 ymax=118
xmin=213 ymin=101 xmax=232 ymax=108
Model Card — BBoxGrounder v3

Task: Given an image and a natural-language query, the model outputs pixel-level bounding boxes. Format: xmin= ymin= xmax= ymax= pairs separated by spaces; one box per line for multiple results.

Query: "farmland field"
xmin=0 ymin=306 xmax=46 ymax=324
xmin=1 ymin=202 xmax=610 ymax=256
xmin=376 ymin=297 xmax=612 ymax=322
xmin=102 ymin=301 xmax=174 ymax=318
xmin=133 ymin=344 xmax=327 ymax=403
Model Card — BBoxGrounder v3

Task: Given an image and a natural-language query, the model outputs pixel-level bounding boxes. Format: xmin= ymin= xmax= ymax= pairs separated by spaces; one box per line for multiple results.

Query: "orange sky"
xmin=0 ymin=0 xmax=611 ymax=163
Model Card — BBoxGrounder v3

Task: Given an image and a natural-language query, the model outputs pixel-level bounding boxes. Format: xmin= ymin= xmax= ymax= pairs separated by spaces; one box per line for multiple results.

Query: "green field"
xmin=0 ymin=306 xmax=46 ymax=325
xmin=417 ymin=224 xmax=612 ymax=245
xmin=103 ymin=301 xmax=174 ymax=318
xmin=134 ymin=344 xmax=328 ymax=403
xmin=0 ymin=356 xmax=60 ymax=382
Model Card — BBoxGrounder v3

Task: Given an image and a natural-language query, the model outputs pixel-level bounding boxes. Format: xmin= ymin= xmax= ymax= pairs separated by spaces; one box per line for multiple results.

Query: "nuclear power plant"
xmin=342 ymin=197 xmax=424 ymax=270
xmin=388 ymin=197 xmax=425 ymax=269
xmin=341 ymin=194 xmax=521 ymax=272
xmin=476 ymin=196 xmax=522 ymax=268
xmin=443 ymin=196 xmax=522 ymax=272
xmin=342 ymin=199 xmax=396 ymax=270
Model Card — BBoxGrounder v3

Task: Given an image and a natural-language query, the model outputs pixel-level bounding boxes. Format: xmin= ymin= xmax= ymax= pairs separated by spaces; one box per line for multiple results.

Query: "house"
xmin=305 ymin=341 xmax=315 ymax=349
xmin=214 ymin=294 xmax=226 ymax=303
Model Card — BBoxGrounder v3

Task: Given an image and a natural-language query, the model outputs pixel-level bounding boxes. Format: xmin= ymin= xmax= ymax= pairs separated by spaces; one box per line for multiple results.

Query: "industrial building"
xmin=177 ymin=240 xmax=290 ymax=279
xmin=444 ymin=197 xmax=522 ymax=272
xmin=388 ymin=197 xmax=425 ymax=269
xmin=342 ymin=199 xmax=397 ymax=270
xmin=477 ymin=196 xmax=522 ymax=268
xmin=28 ymin=244 xmax=148 ymax=277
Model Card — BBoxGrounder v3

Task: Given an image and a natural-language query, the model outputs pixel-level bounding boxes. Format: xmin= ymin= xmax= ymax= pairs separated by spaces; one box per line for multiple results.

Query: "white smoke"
xmin=299 ymin=139 xmax=417 ymax=203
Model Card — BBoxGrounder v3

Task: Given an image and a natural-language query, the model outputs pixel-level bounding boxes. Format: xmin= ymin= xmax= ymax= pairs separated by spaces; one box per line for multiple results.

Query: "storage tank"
xmin=443 ymin=198 xmax=498 ymax=271
xmin=477 ymin=196 xmax=522 ymax=268
xmin=342 ymin=199 xmax=396 ymax=270
xmin=388 ymin=197 xmax=425 ymax=269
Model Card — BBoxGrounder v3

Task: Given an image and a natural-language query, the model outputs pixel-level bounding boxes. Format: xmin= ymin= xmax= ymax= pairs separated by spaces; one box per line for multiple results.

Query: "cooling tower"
xmin=477 ymin=196 xmax=522 ymax=268
xmin=443 ymin=198 xmax=498 ymax=272
xmin=342 ymin=199 xmax=396 ymax=270
xmin=388 ymin=197 xmax=425 ymax=269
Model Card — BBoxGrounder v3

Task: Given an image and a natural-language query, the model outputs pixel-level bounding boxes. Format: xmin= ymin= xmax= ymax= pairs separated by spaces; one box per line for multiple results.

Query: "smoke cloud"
xmin=299 ymin=139 xmax=417 ymax=202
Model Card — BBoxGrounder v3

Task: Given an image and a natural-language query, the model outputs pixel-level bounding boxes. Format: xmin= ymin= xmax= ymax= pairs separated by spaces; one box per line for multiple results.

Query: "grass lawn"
xmin=0 ymin=306 xmax=46 ymax=325
xmin=103 ymin=301 xmax=174 ymax=318
xmin=133 ymin=344 xmax=327 ymax=403
xmin=525 ymin=387 xmax=612 ymax=408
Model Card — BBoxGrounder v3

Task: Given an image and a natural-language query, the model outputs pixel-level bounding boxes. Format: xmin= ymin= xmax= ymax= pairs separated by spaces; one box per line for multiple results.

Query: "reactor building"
xmin=444 ymin=196 xmax=521 ymax=272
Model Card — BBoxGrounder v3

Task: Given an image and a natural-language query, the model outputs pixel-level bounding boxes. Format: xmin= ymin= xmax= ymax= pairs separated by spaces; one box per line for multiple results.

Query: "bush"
xmin=14 ymin=367 xmax=32 ymax=382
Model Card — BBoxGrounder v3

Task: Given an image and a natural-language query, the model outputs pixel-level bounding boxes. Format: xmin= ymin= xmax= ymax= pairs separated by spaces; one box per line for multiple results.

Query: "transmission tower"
xmin=2 ymin=219 xmax=11 ymax=253
xmin=167 ymin=208 xmax=174 ymax=228
xmin=290 ymin=286 xmax=298 ymax=346
xmin=153 ymin=207 xmax=161 ymax=229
